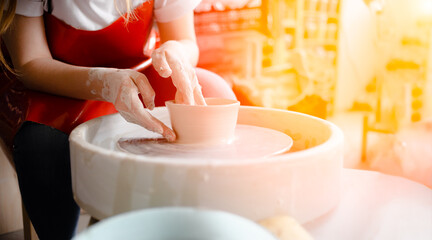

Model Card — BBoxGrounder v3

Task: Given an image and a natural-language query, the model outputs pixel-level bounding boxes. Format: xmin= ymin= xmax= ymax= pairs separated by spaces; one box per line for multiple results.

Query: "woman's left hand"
xmin=151 ymin=40 xmax=206 ymax=105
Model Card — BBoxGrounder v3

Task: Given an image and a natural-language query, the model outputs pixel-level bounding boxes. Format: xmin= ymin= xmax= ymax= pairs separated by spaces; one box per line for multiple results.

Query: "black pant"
xmin=13 ymin=121 xmax=80 ymax=240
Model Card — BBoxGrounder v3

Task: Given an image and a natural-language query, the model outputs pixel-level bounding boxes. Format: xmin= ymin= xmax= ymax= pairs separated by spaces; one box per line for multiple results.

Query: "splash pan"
xmin=117 ymin=125 xmax=293 ymax=160
xmin=69 ymin=106 xmax=344 ymax=224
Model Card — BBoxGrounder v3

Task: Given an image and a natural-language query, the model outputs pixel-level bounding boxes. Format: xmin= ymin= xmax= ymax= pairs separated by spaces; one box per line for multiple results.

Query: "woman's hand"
xmin=88 ymin=68 xmax=176 ymax=141
xmin=151 ymin=40 xmax=206 ymax=105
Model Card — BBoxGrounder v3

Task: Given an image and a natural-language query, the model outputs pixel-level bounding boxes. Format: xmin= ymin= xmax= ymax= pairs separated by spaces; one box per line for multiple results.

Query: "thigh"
xmin=195 ymin=68 xmax=237 ymax=100
xmin=12 ymin=121 xmax=79 ymax=239
xmin=13 ymin=121 xmax=71 ymax=185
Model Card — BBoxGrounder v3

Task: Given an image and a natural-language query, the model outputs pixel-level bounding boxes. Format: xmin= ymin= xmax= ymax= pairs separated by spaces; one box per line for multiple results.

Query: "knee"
xmin=195 ymin=68 xmax=237 ymax=100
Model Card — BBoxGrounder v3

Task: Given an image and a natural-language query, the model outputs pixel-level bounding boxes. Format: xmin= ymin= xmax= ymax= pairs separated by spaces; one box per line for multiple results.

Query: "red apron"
xmin=28 ymin=0 xmax=155 ymax=134
xmin=0 ymin=0 xmax=236 ymax=149
xmin=0 ymin=0 xmax=178 ymax=148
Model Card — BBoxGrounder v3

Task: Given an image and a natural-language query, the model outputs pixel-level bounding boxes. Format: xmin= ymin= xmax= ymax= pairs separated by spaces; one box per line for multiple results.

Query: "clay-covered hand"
xmin=151 ymin=40 xmax=206 ymax=105
xmin=88 ymin=68 xmax=176 ymax=141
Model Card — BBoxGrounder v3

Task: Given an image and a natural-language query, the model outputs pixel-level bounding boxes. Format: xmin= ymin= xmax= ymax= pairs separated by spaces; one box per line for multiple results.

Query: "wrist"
xmin=177 ymin=39 xmax=199 ymax=67
xmin=87 ymin=67 xmax=122 ymax=103
xmin=161 ymin=40 xmax=199 ymax=67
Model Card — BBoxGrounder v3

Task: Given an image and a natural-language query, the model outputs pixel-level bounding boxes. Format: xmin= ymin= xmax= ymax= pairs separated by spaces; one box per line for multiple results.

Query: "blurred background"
xmin=194 ymin=0 xmax=432 ymax=120
xmin=192 ymin=0 xmax=432 ymax=188
xmin=1 ymin=0 xmax=432 ymax=236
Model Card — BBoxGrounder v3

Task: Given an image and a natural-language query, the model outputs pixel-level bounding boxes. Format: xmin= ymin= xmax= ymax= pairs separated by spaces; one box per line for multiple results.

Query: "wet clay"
xmin=166 ymin=98 xmax=239 ymax=145
xmin=117 ymin=125 xmax=293 ymax=160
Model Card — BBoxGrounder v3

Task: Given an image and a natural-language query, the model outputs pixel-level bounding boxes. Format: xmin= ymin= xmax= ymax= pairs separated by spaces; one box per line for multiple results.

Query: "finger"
xmin=129 ymin=93 xmax=176 ymax=141
xmin=173 ymin=72 xmax=194 ymax=103
xmin=141 ymin=111 xmax=176 ymax=142
xmin=193 ymin=85 xmax=206 ymax=106
xmin=129 ymin=71 xmax=155 ymax=110
xmin=126 ymin=92 xmax=163 ymax=133
xmin=160 ymin=122 xmax=176 ymax=142
xmin=165 ymin=53 xmax=194 ymax=105
xmin=151 ymin=50 xmax=172 ymax=78
xmin=177 ymin=84 xmax=194 ymax=105
xmin=175 ymin=90 xmax=184 ymax=104
xmin=190 ymin=73 xmax=206 ymax=106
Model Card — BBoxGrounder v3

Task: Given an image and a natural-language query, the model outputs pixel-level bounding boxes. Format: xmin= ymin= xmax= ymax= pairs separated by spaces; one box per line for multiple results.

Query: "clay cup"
xmin=165 ymin=98 xmax=240 ymax=145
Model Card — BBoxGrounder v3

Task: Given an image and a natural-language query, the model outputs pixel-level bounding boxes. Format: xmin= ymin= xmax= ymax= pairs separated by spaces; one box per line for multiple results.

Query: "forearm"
xmin=2 ymin=12 xmax=177 ymax=140
xmin=17 ymin=57 xmax=106 ymax=101
xmin=3 ymin=14 xmax=109 ymax=101
xmin=156 ymin=11 xmax=199 ymax=67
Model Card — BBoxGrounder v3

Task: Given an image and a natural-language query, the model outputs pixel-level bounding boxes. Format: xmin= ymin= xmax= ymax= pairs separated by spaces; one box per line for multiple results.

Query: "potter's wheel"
xmin=117 ymin=124 xmax=293 ymax=160
xmin=70 ymin=107 xmax=344 ymax=223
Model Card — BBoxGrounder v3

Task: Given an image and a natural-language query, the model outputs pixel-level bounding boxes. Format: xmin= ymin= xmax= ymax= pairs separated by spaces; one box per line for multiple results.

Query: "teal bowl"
xmin=73 ymin=207 xmax=277 ymax=240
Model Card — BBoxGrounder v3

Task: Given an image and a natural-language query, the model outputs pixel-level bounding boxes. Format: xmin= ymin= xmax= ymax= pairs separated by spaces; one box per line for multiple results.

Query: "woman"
xmin=0 ymin=0 xmax=236 ymax=239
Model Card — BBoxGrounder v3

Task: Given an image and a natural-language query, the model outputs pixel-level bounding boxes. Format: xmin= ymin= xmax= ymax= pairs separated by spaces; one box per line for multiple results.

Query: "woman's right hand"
xmin=151 ymin=40 xmax=206 ymax=106
xmin=88 ymin=68 xmax=176 ymax=141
